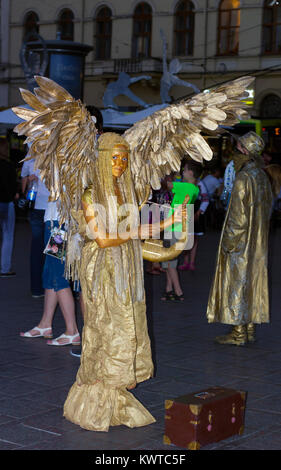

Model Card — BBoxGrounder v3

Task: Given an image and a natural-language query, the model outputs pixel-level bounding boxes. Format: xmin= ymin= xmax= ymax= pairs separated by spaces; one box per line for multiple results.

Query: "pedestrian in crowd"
xmin=207 ymin=131 xmax=273 ymax=346
xmin=220 ymin=159 xmax=236 ymax=209
xmin=202 ymin=166 xmax=223 ymax=200
xmin=146 ymin=174 xmax=174 ymax=275
xmin=264 ymin=163 xmax=281 ymax=222
xmin=178 ymin=159 xmax=209 ymax=271
xmin=202 ymin=166 xmax=224 ymax=229
xmin=21 ymin=150 xmax=50 ymax=297
xmin=262 ymin=146 xmax=273 ymax=166
xmin=20 ymin=198 xmax=80 ymax=345
xmin=160 ymin=173 xmax=184 ymax=302
xmin=264 ymin=164 xmax=281 ymax=199
xmin=0 ymin=137 xmax=18 ymax=277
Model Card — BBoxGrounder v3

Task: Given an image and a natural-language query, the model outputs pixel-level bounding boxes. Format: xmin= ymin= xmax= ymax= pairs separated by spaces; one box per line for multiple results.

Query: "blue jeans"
xmin=0 ymin=202 xmax=15 ymax=273
xmin=42 ymin=221 xmax=70 ymax=292
xmin=29 ymin=209 xmax=45 ymax=295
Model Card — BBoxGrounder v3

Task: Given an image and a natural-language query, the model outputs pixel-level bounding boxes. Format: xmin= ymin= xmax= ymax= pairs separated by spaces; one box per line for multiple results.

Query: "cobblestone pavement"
xmin=0 ymin=219 xmax=280 ymax=451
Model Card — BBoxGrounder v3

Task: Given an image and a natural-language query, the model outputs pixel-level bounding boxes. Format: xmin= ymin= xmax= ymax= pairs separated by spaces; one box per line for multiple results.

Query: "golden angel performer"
xmin=13 ymin=74 xmax=253 ymax=432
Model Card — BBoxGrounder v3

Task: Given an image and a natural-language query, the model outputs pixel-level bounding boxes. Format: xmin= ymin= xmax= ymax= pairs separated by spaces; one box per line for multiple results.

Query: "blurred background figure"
xmin=264 ymin=163 xmax=281 ymax=228
xmin=160 ymin=172 xmax=184 ymax=302
xmin=262 ymin=146 xmax=273 ymax=166
xmin=202 ymin=166 xmax=223 ymax=201
xmin=146 ymin=174 xmax=174 ymax=275
xmin=0 ymin=137 xmax=19 ymax=277
xmin=202 ymin=166 xmax=224 ymax=230
xmin=21 ymin=151 xmax=49 ymax=297
xmin=220 ymin=159 xmax=235 ymax=210
xmin=178 ymin=159 xmax=208 ymax=272
xmin=20 ymin=198 xmax=80 ymax=346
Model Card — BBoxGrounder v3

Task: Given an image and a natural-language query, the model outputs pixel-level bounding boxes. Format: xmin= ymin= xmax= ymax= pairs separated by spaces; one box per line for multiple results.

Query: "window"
xmin=174 ymin=0 xmax=195 ymax=56
xmin=132 ymin=2 xmax=152 ymax=58
xmin=260 ymin=94 xmax=281 ymax=117
xmin=262 ymin=0 xmax=281 ymax=54
xmin=23 ymin=11 xmax=39 ymax=41
xmin=217 ymin=0 xmax=240 ymax=55
xmin=57 ymin=9 xmax=74 ymax=41
xmin=95 ymin=7 xmax=112 ymax=59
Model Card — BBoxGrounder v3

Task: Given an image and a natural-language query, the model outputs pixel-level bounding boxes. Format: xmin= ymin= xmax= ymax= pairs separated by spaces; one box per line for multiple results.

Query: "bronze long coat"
xmin=207 ymin=158 xmax=273 ymax=325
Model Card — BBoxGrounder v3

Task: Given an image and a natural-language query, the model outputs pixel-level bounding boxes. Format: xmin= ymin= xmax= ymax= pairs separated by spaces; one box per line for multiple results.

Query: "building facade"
xmin=2 ymin=0 xmax=281 ymax=117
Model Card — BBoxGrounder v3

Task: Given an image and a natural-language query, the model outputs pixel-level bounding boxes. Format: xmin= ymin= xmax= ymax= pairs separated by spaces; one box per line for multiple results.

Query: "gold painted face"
xmin=111 ymin=144 xmax=129 ymax=178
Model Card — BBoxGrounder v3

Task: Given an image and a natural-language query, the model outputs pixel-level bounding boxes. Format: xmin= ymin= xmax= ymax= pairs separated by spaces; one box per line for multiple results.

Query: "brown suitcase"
xmin=164 ymin=386 xmax=247 ymax=450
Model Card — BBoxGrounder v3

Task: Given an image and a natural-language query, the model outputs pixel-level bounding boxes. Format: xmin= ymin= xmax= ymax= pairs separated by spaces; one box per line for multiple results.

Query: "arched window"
xmin=262 ymin=0 xmax=281 ymax=54
xmin=23 ymin=11 xmax=39 ymax=41
xmin=217 ymin=0 xmax=240 ymax=55
xmin=57 ymin=9 xmax=74 ymax=41
xmin=132 ymin=2 xmax=152 ymax=58
xmin=260 ymin=94 xmax=281 ymax=117
xmin=95 ymin=7 xmax=112 ymax=59
xmin=174 ymin=0 xmax=195 ymax=56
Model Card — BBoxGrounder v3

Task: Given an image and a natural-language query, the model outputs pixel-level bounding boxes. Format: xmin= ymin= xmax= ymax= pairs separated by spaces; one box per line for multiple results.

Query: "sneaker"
xmin=31 ymin=294 xmax=45 ymax=298
xmin=0 ymin=271 xmax=16 ymax=277
xmin=70 ymin=347 xmax=81 ymax=358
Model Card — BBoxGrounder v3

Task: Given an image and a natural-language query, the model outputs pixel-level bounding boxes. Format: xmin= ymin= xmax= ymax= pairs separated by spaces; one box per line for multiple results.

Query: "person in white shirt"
xmin=20 ymin=199 xmax=80 ymax=346
xmin=202 ymin=167 xmax=223 ymax=201
xmin=21 ymin=155 xmax=49 ymax=297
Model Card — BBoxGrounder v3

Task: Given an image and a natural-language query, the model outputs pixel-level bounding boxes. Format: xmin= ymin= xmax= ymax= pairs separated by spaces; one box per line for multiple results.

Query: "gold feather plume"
xmin=123 ymin=75 xmax=254 ymax=203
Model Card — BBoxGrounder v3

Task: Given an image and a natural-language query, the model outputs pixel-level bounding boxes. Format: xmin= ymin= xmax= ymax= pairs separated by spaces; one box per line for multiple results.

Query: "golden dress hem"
xmin=63 ymin=382 xmax=155 ymax=432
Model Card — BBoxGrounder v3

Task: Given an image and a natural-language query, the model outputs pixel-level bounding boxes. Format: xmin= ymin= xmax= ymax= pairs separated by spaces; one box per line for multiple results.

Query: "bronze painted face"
xmin=111 ymin=144 xmax=129 ymax=178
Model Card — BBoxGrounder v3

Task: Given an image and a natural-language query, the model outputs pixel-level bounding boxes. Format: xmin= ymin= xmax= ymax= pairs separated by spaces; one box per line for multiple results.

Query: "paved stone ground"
xmin=0 ymin=218 xmax=280 ymax=451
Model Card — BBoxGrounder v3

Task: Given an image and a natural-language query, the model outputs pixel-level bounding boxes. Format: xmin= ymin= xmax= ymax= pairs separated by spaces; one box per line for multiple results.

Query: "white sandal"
xmin=47 ymin=333 xmax=80 ymax=346
xmin=20 ymin=326 xmax=53 ymax=339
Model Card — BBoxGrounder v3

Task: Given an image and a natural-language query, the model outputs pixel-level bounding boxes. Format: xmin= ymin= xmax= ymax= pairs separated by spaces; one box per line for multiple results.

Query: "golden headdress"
xmin=238 ymin=131 xmax=265 ymax=155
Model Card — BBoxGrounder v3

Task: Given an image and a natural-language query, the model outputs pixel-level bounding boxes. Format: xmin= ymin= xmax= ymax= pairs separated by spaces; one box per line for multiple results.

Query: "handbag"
xmin=43 ymin=226 xmax=67 ymax=261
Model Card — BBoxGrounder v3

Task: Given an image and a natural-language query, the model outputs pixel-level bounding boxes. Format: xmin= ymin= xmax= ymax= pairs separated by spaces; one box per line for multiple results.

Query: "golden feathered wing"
xmin=12 ymin=75 xmax=98 ymax=224
xmin=12 ymin=76 xmax=99 ymax=280
xmin=12 ymin=74 xmax=254 ymax=273
xmin=123 ymin=75 xmax=254 ymax=204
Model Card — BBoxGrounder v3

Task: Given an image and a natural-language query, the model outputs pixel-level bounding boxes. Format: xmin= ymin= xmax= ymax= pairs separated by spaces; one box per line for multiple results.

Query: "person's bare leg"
xmin=178 ymin=250 xmax=190 ymax=269
xmin=57 ymin=287 xmax=79 ymax=336
xmin=182 ymin=250 xmax=189 ymax=264
xmin=166 ymin=269 xmax=173 ymax=292
xmin=190 ymin=236 xmax=198 ymax=267
xmin=20 ymin=289 xmax=57 ymax=337
xmin=161 ymin=268 xmax=174 ymax=300
xmin=168 ymin=266 xmax=183 ymax=296
xmin=79 ymin=292 xmax=85 ymax=319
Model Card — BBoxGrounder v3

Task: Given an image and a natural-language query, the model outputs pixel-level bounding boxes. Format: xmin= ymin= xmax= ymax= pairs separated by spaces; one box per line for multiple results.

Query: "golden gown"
xmin=207 ymin=158 xmax=273 ymax=326
xmin=63 ymin=189 xmax=155 ymax=432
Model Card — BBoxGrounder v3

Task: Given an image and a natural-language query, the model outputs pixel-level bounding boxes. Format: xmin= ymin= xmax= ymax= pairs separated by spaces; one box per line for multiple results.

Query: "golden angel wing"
xmin=12 ymin=76 xmax=99 ymax=281
xmin=12 ymin=76 xmax=98 ymax=223
xmin=123 ymin=75 xmax=254 ymax=203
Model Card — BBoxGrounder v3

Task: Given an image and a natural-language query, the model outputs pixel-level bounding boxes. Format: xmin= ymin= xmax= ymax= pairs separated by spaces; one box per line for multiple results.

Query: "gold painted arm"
xmin=82 ymin=200 xmax=136 ymax=248
xmin=141 ymin=195 xmax=189 ymax=262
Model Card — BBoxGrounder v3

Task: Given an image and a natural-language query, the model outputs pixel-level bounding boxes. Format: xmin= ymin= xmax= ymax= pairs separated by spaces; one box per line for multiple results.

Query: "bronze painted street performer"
xmin=207 ymin=131 xmax=273 ymax=345
xmin=13 ymin=75 xmax=253 ymax=431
